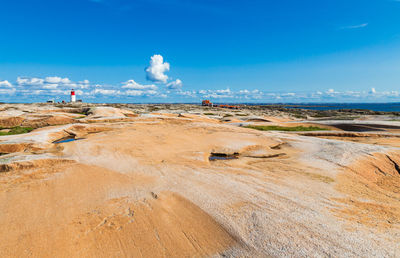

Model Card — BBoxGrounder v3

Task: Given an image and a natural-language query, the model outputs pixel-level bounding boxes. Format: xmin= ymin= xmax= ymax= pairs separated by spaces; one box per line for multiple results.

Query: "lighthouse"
xmin=70 ymin=89 xmax=76 ymax=103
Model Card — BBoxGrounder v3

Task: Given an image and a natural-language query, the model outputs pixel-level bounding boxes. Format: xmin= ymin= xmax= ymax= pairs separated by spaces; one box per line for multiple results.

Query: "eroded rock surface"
xmin=0 ymin=104 xmax=399 ymax=257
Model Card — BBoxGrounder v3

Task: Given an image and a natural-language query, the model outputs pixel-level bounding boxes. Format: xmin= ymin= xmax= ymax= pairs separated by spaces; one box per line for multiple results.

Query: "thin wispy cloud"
xmin=340 ymin=23 xmax=369 ymax=30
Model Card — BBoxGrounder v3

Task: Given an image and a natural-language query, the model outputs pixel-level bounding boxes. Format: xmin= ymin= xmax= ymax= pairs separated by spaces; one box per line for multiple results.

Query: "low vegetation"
xmin=148 ymin=106 xmax=160 ymax=112
xmin=0 ymin=126 xmax=34 ymax=136
xmin=314 ymin=116 xmax=360 ymax=121
xmin=73 ymin=116 xmax=86 ymax=119
xmin=244 ymin=125 xmax=328 ymax=132
xmin=203 ymin=113 xmax=215 ymax=116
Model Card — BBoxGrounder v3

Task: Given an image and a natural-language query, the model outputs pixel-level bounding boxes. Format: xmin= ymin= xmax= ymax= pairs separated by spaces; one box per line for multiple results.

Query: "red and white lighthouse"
xmin=70 ymin=89 xmax=76 ymax=103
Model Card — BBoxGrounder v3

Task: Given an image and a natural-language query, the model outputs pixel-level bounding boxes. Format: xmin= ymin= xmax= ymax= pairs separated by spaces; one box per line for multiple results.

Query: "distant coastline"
xmin=276 ymin=103 xmax=400 ymax=112
xmin=2 ymin=102 xmax=400 ymax=112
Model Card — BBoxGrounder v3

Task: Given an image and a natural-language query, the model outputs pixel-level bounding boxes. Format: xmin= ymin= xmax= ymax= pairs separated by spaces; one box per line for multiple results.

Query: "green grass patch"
xmin=73 ymin=116 xmax=86 ymax=119
xmin=244 ymin=125 xmax=328 ymax=132
xmin=203 ymin=113 xmax=215 ymax=116
xmin=0 ymin=126 xmax=34 ymax=136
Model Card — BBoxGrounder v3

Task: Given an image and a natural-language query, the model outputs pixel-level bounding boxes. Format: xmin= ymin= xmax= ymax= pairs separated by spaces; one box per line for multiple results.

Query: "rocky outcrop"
xmin=0 ymin=117 xmax=25 ymax=128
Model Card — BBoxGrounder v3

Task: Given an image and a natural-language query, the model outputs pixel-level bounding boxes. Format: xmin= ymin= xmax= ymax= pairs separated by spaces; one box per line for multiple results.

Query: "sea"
xmin=271 ymin=103 xmax=400 ymax=112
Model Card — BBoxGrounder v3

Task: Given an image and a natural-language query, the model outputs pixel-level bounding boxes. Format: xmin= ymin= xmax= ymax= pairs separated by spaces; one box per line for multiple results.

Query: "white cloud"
xmin=145 ymin=54 xmax=170 ymax=83
xmin=32 ymin=90 xmax=44 ymax=95
xmin=166 ymin=79 xmax=183 ymax=89
xmin=45 ymin=76 xmax=71 ymax=84
xmin=49 ymin=89 xmax=68 ymax=95
xmin=42 ymin=84 xmax=59 ymax=89
xmin=0 ymin=80 xmax=12 ymax=88
xmin=282 ymin=93 xmax=295 ymax=97
xmin=207 ymin=94 xmax=234 ymax=98
xmin=379 ymin=90 xmax=399 ymax=97
xmin=177 ymin=90 xmax=196 ymax=97
xmin=12 ymin=75 xmax=169 ymax=99
xmin=92 ymin=89 xmax=120 ymax=95
xmin=199 ymin=88 xmax=234 ymax=99
xmin=215 ymin=88 xmax=231 ymax=94
xmin=15 ymin=76 xmax=92 ymax=94
xmin=75 ymin=89 xmax=84 ymax=95
xmin=81 ymin=79 xmax=90 ymax=84
xmin=9 ymin=73 xmax=400 ymax=102
xmin=125 ymin=89 xmax=159 ymax=97
xmin=237 ymin=89 xmax=262 ymax=99
xmin=121 ymin=79 xmax=157 ymax=90
xmin=0 ymin=85 xmax=16 ymax=94
xmin=125 ymin=90 xmax=144 ymax=96
xmin=17 ymin=76 xmax=76 ymax=89
xmin=17 ymin=77 xmax=44 ymax=86
xmin=340 ymin=23 xmax=368 ymax=30
xmin=146 ymin=90 xmax=158 ymax=95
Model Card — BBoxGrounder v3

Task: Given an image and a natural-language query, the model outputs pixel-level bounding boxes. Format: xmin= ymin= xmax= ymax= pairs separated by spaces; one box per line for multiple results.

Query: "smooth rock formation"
xmin=0 ymin=104 xmax=399 ymax=257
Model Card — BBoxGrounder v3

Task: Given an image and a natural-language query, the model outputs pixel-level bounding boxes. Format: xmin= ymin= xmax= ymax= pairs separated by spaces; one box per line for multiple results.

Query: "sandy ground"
xmin=0 ymin=104 xmax=399 ymax=257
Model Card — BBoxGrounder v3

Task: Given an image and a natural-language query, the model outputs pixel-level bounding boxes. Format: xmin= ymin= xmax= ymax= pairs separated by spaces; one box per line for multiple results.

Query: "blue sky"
xmin=0 ymin=0 xmax=399 ymax=103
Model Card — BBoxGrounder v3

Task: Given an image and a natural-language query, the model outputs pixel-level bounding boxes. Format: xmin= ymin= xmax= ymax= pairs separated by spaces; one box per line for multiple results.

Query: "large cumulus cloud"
xmin=145 ymin=55 xmax=170 ymax=83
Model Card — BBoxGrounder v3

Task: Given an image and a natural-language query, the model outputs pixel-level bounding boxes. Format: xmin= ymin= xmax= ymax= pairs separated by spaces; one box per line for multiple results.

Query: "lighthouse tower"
xmin=70 ymin=89 xmax=76 ymax=103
